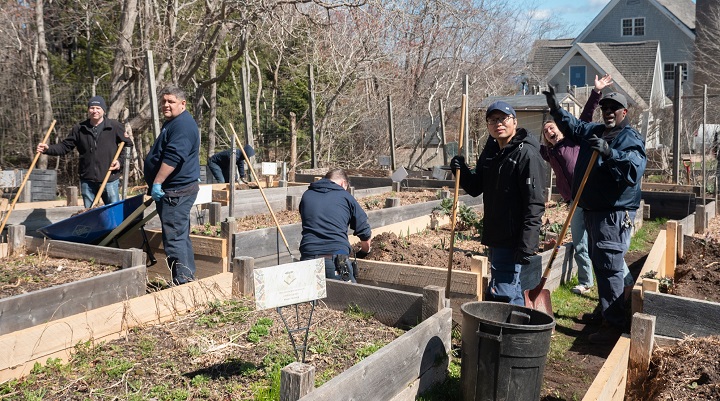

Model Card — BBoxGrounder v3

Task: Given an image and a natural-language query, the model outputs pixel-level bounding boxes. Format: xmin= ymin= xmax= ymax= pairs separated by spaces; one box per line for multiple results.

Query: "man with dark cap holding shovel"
xmin=37 ymin=95 xmax=132 ymax=208
xmin=450 ymin=101 xmax=546 ymax=306
xmin=544 ymin=87 xmax=646 ymax=344
xmin=207 ymin=144 xmax=255 ymax=183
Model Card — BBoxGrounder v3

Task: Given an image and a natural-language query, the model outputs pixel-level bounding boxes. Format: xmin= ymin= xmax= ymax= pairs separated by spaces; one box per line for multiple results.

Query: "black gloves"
xmin=514 ymin=250 xmax=534 ymax=265
xmin=356 ymin=249 xmax=369 ymax=259
xmin=450 ymin=155 xmax=468 ymax=172
xmin=542 ymin=85 xmax=560 ymax=112
xmin=588 ymin=135 xmax=612 ymax=158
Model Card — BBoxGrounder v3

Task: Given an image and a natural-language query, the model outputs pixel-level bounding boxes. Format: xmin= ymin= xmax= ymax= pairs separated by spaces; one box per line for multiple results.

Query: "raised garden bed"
xmin=0 ymin=230 xmax=146 ymax=337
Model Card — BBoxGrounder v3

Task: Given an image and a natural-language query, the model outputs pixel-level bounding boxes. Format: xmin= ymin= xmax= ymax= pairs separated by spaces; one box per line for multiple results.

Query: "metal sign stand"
xmin=276 ymin=300 xmax=317 ymax=363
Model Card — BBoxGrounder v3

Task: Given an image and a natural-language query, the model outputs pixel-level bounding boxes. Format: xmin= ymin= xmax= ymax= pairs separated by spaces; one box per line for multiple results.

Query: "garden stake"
xmin=229 ymin=124 xmax=295 ymax=260
xmin=445 ymin=94 xmax=467 ymax=296
xmin=524 ymin=150 xmax=599 ymax=314
xmin=0 ymin=120 xmax=56 ymax=240
xmin=91 ymin=142 xmax=126 ymax=208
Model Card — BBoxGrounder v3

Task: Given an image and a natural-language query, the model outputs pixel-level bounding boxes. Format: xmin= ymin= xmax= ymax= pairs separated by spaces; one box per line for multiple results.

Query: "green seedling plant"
xmin=247 ymin=317 xmax=273 ymax=343
xmin=640 ymin=270 xmax=674 ymax=293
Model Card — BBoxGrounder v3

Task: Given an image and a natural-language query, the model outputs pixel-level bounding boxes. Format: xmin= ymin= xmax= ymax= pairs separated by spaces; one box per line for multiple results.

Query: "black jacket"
xmin=46 ymin=118 xmax=132 ymax=183
xmin=299 ymin=178 xmax=372 ymax=256
xmin=144 ymin=110 xmax=200 ymax=190
xmin=456 ymin=128 xmax=546 ymax=255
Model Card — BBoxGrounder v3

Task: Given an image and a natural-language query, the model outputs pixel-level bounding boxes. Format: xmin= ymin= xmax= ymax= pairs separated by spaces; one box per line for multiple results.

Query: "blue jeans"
xmin=300 ymin=254 xmax=357 ymax=283
xmin=487 ymin=247 xmax=524 ymax=306
xmin=80 ymin=179 xmax=120 ymax=208
xmin=571 ymin=207 xmax=593 ymax=288
xmin=585 ymin=210 xmax=635 ymax=329
xmin=207 ymin=159 xmax=227 ymax=183
xmin=156 ymin=193 xmax=197 ymax=284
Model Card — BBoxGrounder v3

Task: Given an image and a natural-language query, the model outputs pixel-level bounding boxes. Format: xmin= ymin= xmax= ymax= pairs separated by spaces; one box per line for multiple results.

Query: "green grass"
xmin=548 ymin=277 xmax=599 ymax=362
xmin=629 ymin=218 xmax=666 ymax=252
xmin=345 ymin=303 xmax=375 ymax=320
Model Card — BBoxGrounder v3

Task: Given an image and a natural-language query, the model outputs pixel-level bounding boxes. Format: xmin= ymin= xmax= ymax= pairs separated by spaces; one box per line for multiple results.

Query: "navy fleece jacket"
xmin=299 ymin=179 xmax=371 ymax=256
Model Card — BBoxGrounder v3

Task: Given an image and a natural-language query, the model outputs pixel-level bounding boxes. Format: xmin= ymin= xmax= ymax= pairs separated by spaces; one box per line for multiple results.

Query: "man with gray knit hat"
xmin=449 ymin=100 xmax=546 ymax=306
xmin=37 ymin=95 xmax=132 ymax=207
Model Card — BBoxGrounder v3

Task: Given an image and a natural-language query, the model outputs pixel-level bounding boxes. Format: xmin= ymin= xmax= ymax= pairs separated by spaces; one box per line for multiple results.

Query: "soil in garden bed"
xmin=628 ymin=336 xmax=720 ymax=401
xmin=0 ymin=253 xmax=120 ymax=298
xmin=674 ymin=236 xmax=720 ymax=303
xmin=0 ymin=298 xmax=403 ymax=400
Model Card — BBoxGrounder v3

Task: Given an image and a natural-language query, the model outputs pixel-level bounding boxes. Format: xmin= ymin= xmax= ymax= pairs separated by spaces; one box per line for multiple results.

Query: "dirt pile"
xmin=673 ymin=237 xmax=720 ymax=302
xmin=360 ymin=231 xmax=476 ymax=270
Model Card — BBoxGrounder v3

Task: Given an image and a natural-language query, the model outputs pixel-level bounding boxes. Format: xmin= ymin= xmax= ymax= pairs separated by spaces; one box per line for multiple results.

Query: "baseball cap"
xmin=599 ymin=92 xmax=628 ymax=109
xmin=486 ymin=101 xmax=516 ymax=118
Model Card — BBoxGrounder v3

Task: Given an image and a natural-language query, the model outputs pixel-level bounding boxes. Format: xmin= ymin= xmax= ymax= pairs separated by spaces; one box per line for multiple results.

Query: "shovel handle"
xmin=445 ymin=94 xmax=467 ymax=296
xmin=539 ymin=151 xmax=599 ymax=281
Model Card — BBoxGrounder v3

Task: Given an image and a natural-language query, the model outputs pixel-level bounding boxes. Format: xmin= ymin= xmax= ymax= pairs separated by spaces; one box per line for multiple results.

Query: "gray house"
xmin=574 ymin=0 xmax=695 ymax=97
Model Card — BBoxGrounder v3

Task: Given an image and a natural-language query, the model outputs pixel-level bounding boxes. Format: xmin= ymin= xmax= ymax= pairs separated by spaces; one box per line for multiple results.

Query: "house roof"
xmin=478 ymin=93 xmax=580 ymax=111
xmin=542 ymin=41 xmax=661 ymax=109
xmin=525 ymin=39 xmax=574 ymax=86
xmin=575 ymin=0 xmax=696 ymax=43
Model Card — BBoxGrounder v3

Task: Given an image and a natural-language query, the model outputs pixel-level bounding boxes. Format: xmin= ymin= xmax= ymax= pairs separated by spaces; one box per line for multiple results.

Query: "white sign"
xmin=262 ymin=162 xmax=278 ymax=176
xmin=194 ymin=184 xmax=213 ymax=205
xmin=254 ymin=259 xmax=327 ymax=310
xmin=378 ymin=155 xmax=391 ymax=167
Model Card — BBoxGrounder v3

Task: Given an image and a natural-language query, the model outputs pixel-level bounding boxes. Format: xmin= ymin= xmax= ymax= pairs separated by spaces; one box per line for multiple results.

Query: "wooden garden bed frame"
xmin=585 ymin=200 xmax=718 ymax=400
xmin=0 ymin=227 xmax=147 ymax=337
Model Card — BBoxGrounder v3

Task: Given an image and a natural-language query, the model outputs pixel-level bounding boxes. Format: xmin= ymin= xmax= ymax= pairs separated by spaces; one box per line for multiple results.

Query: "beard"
xmin=604 ymin=121 xmax=616 ymax=128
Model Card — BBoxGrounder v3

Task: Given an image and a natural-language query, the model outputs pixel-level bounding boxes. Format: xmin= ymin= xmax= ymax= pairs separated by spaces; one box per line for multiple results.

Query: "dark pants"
xmin=487 ymin=247 xmax=524 ymax=306
xmin=156 ymin=192 xmax=198 ymax=285
xmin=584 ymin=210 xmax=635 ymax=329
xmin=300 ymin=254 xmax=356 ymax=283
xmin=207 ymin=158 xmax=229 ymax=183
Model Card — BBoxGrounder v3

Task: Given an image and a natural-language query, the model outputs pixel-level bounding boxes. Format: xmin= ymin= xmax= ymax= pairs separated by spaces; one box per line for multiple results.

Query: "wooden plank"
xmin=25 ymin=236 xmax=142 ymax=268
xmin=582 ymin=335 xmax=630 ymax=401
xmin=299 ymin=308 xmax=451 ymax=401
xmin=0 ymin=273 xmax=233 ymax=383
xmin=0 ymin=265 xmax=147 ymax=336
xmin=356 ymin=259 xmax=480 ymax=297
xmin=145 ymin=251 xmax=226 ymax=281
xmin=631 ymin=230 xmax=666 ymax=315
xmin=643 ymin=291 xmax=720 ymax=338
xmin=665 ymin=221 xmax=677 ymax=278
xmin=642 ymin=182 xmax=701 ymax=196
xmin=132 ymin=229 xmax=226 ymax=258
xmin=642 ymin=278 xmax=659 ymax=294
xmin=324 ymin=280 xmax=423 ymax=328
xmin=628 ymin=313 xmax=656 ymax=388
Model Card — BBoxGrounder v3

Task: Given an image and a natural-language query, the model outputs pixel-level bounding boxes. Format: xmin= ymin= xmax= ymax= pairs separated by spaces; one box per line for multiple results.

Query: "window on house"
xmin=622 ymin=18 xmax=645 ymax=36
xmin=664 ymin=63 xmax=688 ymax=81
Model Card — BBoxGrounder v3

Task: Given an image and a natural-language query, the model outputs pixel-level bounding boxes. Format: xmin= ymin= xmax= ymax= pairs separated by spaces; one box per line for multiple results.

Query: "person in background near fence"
xmin=36 ymin=96 xmax=132 ymax=208
xmin=450 ymin=101 xmax=546 ymax=306
xmin=144 ymin=85 xmax=200 ymax=285
xmin=207 ymin=145 xmax=255 ymax=183
xmin=544 ymin=86 xmax=647 ymax=344
xmin=299 ymin=168 xmax=371 ymax=282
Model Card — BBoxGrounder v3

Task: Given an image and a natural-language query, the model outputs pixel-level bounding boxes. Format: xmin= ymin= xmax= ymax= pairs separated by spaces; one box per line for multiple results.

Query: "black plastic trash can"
xmin=460 ymin=301 xmax=555 ymax=401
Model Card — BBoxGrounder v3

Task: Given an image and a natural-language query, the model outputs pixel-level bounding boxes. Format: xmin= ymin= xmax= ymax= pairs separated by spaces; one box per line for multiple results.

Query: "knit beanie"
xmin=88 ymin=96 xmax=108 ymax=113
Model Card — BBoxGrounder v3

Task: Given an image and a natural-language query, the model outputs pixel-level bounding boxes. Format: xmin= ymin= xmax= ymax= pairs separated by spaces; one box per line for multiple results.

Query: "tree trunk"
xmin=35 ymin=0 xmax=53 ymax=170
xmin=108 ymin=0 xmax=139 ymax=120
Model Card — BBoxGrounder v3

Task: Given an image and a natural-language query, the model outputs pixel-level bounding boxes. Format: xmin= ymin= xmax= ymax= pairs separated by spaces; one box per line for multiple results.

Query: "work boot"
xmin=577 ymin=312 xmax=603 ymax=325
xmin=588 ymin=325 xmax=623 ymax=345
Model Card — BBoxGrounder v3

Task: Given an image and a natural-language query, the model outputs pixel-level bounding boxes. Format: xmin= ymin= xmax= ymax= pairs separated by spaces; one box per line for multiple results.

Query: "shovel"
xmin=524 ymin=151 xmax=599 ymax=314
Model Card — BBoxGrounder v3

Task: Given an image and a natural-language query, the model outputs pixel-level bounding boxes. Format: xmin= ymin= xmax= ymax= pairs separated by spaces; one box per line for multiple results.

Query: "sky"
xmin=532 ymin=0 xmax=612 ymax=38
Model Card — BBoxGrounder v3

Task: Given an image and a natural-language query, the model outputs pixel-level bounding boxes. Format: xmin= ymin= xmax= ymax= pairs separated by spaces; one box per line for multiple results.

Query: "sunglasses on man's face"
xmin=600 ymin=105 xmax=623 ymax=113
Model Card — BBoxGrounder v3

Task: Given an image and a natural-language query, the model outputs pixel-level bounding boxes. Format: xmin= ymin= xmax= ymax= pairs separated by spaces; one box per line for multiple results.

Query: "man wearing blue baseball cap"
xmin=450 ymin=100 xmax=546 ymax=306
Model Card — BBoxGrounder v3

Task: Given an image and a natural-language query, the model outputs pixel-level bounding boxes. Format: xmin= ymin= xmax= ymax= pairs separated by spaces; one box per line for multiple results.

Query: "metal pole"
xmin=308 ymin=65 xmax=317 ymax=169
xmin=122 ymin=146 xmax=130 ymax=199
xmin=242 ymin=52 xmax=254 ymax=170
xmin=672 ymin=64 xmax=683 ymax=184
xmin=387 ymin=95 xmax=396 ymax=171
xmin=145 ymin=50 xmax=160 ymax=139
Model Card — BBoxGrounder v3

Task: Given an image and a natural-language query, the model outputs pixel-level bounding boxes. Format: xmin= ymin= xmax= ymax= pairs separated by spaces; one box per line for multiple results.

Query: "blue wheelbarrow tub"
xmin=37 ymin=194 xmax=146 ymax=245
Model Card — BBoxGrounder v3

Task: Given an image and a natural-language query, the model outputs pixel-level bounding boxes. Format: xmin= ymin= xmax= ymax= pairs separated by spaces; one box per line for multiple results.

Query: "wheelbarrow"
xmin=37 ymin=194 xmax=158 ymax=266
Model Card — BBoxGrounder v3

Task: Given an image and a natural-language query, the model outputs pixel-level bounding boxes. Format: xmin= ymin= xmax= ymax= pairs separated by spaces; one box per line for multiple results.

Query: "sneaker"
xmin=577 ymin=312 xmax=603 ymax=325
xmin=571 ymin=284 xmax=592 ymax=295
xmin=588 ymin=325 xmax=623 ymax=345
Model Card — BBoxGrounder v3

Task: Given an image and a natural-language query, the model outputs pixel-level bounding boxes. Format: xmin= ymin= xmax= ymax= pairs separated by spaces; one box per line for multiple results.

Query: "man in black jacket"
xmin=37 ymin=96 xmax=132 ymax=208
xmin=299 ymin=168 xmax=371 ymax=282
xmin=450 ymin=101 xmax=546 ymax=306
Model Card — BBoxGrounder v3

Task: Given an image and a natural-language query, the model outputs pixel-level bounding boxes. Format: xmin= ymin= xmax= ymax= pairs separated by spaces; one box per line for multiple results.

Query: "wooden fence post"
xmin=384 ymin=198 xmax=400 ymax=208
xmin=628 ymin=313 xmax=655 ymax=388
xmin=422 ymin=285 xmax=445 ymax=321
xmin=8 ymin=225 xmax=25 ymax=256
xmin=66 ymin=186 xmax=79 ymax=206
xmin=665 ymin=221 xmax=677 ymax=278
xmin=208 ymin=202 xmax=222 ymax=226
xmin=280 ymin=362 xmax=315 ymax=401
xmin=232 ymin=256 xmax=254 ymax=297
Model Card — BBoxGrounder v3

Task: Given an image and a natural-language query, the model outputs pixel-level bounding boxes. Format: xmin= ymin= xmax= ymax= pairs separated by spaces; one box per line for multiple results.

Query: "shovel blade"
xmin=524 ymin=288 xmax=553 ymax=316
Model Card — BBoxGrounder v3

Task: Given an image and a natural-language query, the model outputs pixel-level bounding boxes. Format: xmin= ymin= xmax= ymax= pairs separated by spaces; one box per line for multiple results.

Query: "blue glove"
xmin=150 ymin=183 xmax=165 ymax=201
xmin=588 ymin=135 xmax=611 ymax=158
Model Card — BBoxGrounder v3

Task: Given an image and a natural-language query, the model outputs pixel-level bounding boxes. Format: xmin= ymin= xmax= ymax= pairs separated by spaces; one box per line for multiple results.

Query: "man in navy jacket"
xmin=144 ymin=85 xmax=200 ymax=285
xmin=299 ymin=168 xmax=371 ymax=282
xmin=207 ymin=145 xmax=255 ymax=183
xmin=545 ymin=87 xmax=646 ymax=344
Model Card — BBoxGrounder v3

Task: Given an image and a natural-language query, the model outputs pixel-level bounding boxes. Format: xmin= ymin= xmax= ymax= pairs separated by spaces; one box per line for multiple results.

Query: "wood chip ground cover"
xmin=0 ymin=298 xmax=403 ymax=400
xmin=0 ymin=253 xmax=119 ymax=299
